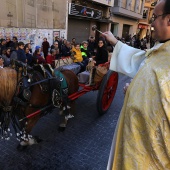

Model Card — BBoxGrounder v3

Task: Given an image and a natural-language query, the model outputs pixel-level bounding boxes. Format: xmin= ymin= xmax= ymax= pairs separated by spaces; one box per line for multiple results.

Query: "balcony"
xmin=111 ymin=6 xmax=143 ymax=19
xmin=90 ymin=0 xmax=115 ymax=7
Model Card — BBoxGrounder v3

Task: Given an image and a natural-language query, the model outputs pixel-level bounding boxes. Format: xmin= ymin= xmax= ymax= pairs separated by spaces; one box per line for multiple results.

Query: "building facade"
xmin=0 ymin=0 xmax=68 ymax=47
xmin=0 ymin=0 xmax=67 ymax=29
xmin=67 ymin=0 xmax=114 ymax=43
xmin=110 ymin=0 xmax=145 ymax=38
xmin=137 ymin=0 xmax=158 ymax=39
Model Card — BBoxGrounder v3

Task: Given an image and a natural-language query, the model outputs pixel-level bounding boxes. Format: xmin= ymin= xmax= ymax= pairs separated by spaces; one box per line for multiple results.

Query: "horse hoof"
xmin=33 ymin=136 xmax=43 ymax=143
xmin=17 ymin=144 xmax=27 ymax=151
xmin=58 ymin=126 xmax=66 ymax=132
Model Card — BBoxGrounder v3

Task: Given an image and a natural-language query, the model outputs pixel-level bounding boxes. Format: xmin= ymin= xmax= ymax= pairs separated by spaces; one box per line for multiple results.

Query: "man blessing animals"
xmin=103 ymin=0 xmax=170 ymax=169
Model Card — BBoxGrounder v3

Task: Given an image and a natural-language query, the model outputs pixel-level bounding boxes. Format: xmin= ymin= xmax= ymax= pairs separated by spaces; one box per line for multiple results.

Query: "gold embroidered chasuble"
xmin=108 ymin=41 xmax=170 ymax=169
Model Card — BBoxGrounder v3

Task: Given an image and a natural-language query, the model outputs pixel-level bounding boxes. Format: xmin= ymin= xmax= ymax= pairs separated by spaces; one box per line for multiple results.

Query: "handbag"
xmin=94 ymin=65 xmax=108 ymax=83
xmin=55 ymin=57 xmax=73 ymax=68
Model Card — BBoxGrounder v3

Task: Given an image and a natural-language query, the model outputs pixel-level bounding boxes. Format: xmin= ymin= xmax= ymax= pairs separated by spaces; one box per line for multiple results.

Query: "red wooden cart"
xmin=68 ymin=63 xmax=118 ymax=115
xmin=19 ymin=62 xmax=118 ymax=121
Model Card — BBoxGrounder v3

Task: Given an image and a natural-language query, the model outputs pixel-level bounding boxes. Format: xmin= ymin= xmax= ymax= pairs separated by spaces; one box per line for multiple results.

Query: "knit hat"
xmin=35 ymin=46 xmax=41 ymax=50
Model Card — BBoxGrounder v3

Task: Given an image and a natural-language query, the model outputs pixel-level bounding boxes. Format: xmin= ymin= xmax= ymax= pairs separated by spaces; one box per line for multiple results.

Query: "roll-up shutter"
xmin=68 ymin=18 xmax=90 ymax=43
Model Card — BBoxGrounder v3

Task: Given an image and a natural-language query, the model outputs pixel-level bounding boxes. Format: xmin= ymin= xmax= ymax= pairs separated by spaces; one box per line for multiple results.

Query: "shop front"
xmin=68 ymin=3 xmax=109 ymax=43
xmin=137 ymin=23 xmax=150 ymax=38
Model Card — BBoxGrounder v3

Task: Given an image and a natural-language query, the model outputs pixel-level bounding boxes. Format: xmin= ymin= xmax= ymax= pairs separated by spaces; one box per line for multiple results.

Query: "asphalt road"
xmin=0 ymin=73 xmax=131 ymax=170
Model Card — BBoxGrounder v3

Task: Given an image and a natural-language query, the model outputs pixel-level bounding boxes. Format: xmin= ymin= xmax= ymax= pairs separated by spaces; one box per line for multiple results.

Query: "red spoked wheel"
xmin=97 ymin=70 xmax=118 ymax=115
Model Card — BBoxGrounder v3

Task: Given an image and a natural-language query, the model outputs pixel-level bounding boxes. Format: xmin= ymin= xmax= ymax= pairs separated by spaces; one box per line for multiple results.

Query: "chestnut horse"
xmin=0 ymin=68 xmax=17 ymax=140
xmin=15 ymin=68 xmax=79 ymax=147
xmin=0 ymin=63 xmax=78 ymax=147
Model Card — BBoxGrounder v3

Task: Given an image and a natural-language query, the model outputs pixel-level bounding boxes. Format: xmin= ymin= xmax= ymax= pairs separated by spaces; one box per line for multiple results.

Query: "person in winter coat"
xmin=0 ymin=39 xmax=6 ymax=55
xmin=1 ymin=48 xmax=11 ymax=67
xmin=10 ymin=43 xmax=18 ymax=61
xmin=94 ymin=39 xmax=108 ymax=66
xmin=87 ymin=36 xmax=96 ymax=56
xmin=33 ymin=49 xmax=46 ymax=64
xmin=46 ymin=49 xmax=57 ymax=68
xmin=25 ymin=43 xmax=32 ymax=54
xmin=42 ymin=38 xmax=50 ymax=59
xmin=24 ymin=45 xmax=33 ymax=65
xmin=81 ymin=41 xmax=90 ymax=66
xmin=71 ymin=43 xmax=86 ymax=71
xmin=17 ymin=42 xmax=27 ymax=63
xmin=6 ymin=37 xmax=14 ymax=48
xmin=61 ymin=41 xmax=71 ymax=57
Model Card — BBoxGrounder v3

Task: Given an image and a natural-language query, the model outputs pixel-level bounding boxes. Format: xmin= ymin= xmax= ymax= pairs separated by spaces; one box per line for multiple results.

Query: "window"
xmin=27 ymin=0 xmax=35 ymax=7
xmin=42 ymin=0 xmax=47 ymax=6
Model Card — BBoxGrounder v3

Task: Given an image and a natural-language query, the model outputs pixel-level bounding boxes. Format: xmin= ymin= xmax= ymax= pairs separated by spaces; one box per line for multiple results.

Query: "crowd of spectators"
xmin=0 ymin=33 xmax=153 ymax=70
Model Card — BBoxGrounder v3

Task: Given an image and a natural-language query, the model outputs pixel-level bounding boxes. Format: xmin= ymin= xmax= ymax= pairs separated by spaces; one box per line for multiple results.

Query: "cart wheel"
xmin=97 ymin=70 xmax=118 ymax=115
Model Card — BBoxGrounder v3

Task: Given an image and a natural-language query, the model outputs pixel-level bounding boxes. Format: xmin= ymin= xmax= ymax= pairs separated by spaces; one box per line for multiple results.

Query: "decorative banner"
xmin=5 ymin=28 xmax=12 ymax=38
xmin=19 ymin=28 xmax=27 ymax=40
xmin=69 ymin=3 xmax=102 ymax=20
xmin=13 ymin=28 xmax=20 ymax=38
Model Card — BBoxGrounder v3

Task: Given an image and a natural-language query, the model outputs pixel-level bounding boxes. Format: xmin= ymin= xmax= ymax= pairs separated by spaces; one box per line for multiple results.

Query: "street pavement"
xmin=0 ymin=73 xmax=131 ymax=170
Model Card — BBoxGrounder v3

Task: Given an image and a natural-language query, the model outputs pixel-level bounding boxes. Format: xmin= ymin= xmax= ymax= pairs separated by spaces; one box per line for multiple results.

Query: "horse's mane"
xmin=0 ymin=68 xmax=17 ymax=106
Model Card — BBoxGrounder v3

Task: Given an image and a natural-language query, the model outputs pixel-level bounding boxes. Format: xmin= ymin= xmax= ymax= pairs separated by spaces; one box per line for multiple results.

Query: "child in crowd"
xmin=17 ymin=42 xmax=27 ymax=63
xmin=81 ymin=41 xmax=90 ymax=66
xmin=71 ymin=43 xmax=86 ymax=71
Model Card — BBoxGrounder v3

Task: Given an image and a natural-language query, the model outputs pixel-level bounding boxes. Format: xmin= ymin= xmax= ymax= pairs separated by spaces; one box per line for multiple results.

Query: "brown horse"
xmin=0 ymin=68 xmax=17 ymax=139
xmin=13 ymin=68 xmax=79 ymax=147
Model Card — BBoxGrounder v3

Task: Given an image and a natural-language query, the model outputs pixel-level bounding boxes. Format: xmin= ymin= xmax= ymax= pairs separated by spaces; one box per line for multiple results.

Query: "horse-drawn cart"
xmin=69 ymin=69 xmax=118 ymax=115
xmin=0 ymin=60 xmax=118 ymax=145
xmin=55 ymin=57 xmax=118 ymax=115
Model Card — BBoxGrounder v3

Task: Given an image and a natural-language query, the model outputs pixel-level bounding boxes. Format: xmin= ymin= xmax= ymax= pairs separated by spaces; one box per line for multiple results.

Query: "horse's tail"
xmin=0 ymin=68 xmax=17 ymax=105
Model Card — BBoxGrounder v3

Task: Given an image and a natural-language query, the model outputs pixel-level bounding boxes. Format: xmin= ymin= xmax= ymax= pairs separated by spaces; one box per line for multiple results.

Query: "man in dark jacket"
xmin=24 ymin=46 xmax=33 ymax=65
xmin=0 ymin=39 xmax=6 ymax=55
xmin=42 ymin=38 xmax=50 ymax=59
xmin=10 ymin=43 xmax=18 ymax=61
xmin=61 ymin=41 xmax=71 ymax=57
xmin=87 ymin=36 xmax=96 ymax=56
xmin=17 ymin=42 xmax=27 ymax=63
xmin=6 ymin=37 xmax=14 ymax=48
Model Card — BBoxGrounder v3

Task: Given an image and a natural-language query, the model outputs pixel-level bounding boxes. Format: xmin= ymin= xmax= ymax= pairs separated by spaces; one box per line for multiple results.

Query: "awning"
xmin=138 ymin=23 xmax=150 ymax=29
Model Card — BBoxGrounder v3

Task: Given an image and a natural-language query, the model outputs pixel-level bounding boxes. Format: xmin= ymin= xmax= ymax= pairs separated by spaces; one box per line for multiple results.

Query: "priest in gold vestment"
xmin=103 ymin=0 xmax=170 ymax=169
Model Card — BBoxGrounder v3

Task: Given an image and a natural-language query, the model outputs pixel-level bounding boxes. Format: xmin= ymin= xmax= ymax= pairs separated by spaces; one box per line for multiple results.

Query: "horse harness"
xmin=0 ymin=61 xmax=69 ymax=141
